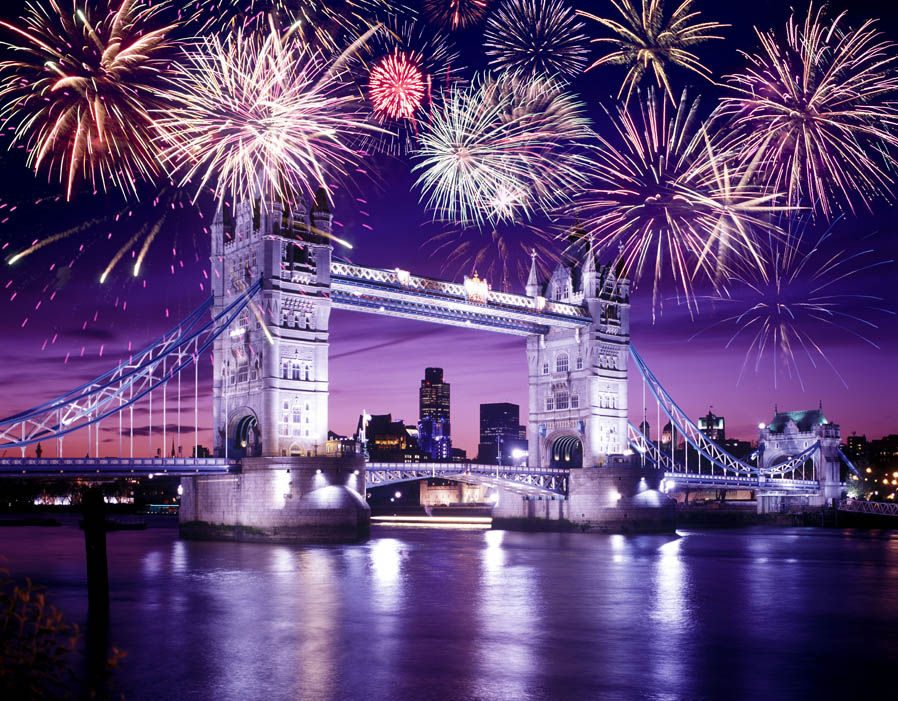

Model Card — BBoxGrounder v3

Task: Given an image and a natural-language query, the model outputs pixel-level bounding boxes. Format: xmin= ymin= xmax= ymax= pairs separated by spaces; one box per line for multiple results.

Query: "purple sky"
xmin=0 ymin=0 xmax=897 ymax=457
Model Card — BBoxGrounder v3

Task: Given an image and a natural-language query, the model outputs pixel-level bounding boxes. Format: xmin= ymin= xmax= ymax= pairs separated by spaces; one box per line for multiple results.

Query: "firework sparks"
xmin=484 ymin=0 xmax=588 ymax=81
xmin=369 ymin=51 xmax=426 ymax=120
xmin=426 ymin=221 xmax=559 ymax=291
xmin=573 ymin=91 xmax=787 ymax=319
xmin=413 ymin=73 xmax=593 ymax=226
xmin=424 ymin=0 xmax=492 ymax=30
xmin=352 ymin=17 xmax=460 ymax=152
xmin=694 ymin=219 xmax=894 ymax=389
xmin=0 ymin=0 xmax=177 ymax=200
xmin=156 ymin=21 xmax=387 ymax=207
xmin=578 ymin=0 xmax=726 ymax=104
xmin=716 ymin=5 xmax=898 ymax=218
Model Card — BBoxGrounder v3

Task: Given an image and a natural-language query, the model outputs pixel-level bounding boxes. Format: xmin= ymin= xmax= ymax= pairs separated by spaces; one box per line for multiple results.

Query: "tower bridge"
xmin=0 ymin=190 xmax=856 ymax=541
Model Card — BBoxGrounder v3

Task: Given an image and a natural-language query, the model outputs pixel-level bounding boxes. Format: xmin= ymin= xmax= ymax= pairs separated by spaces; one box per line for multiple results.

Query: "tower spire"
xmin=526 ymin=249 xmax=540 ymax=297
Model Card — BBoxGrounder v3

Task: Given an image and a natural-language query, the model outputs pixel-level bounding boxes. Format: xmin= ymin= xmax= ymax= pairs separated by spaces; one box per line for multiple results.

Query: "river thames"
xmin=2 ymin=521 xmax=896 ymax=700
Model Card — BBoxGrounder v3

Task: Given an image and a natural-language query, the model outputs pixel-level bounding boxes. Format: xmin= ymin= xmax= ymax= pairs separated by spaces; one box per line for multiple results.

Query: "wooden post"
xmin=82 ymin=487 xmax=109 ymax=619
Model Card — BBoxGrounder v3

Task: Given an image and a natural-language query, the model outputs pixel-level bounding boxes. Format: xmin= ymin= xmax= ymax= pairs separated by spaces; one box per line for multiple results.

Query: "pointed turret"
xmin=582 ymin=241 xmax=599 ymax=299
xmin=310 ymin=186 xmax=333 ymax=242
xmin=526 ymin=249 xmax=540 ymax=297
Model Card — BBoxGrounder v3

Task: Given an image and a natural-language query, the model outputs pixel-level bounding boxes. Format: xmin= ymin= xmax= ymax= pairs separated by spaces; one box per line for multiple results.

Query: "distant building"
xmin=191 ymin=445 xmax=211 ymax=458
xmin=451 ymin=447 xmax=468 ymax=462
xmin=358 ymin=413 xmax=428 ymax=462
xmin=326 ymin=430 xmax=359 ymax=457
xmin=698 ymin=410 xmax=725 ymax=441
xmin=418 ymin=368 xmax=451 ymax=460
xmin=846 ymin=434 xmax=867 ymax=461
xmin=661 ymin=421 xmax=673 ymax=445
xmin=477 ymin=402 xmax=527 ymax=465
xmin=638 ymin=419 xmax=651 ymax=441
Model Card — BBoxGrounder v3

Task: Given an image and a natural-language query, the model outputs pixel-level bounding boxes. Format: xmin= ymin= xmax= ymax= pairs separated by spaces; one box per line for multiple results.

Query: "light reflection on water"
xmin=1 ymin=523 xmax=897 ymax=700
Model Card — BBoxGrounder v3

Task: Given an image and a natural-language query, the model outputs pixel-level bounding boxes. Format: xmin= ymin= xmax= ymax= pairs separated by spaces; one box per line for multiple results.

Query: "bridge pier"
xmin=492 ymin=464 xmax=675 ymax=533
xmin=179 ymin=456 xmax=369 ymax=543
xmin=81 ymin=487 xmax=109 ymax=619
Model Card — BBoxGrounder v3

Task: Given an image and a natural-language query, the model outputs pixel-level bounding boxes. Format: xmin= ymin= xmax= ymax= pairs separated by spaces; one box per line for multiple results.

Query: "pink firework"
xmin=368 ymin=51 xmax=427 ymax=120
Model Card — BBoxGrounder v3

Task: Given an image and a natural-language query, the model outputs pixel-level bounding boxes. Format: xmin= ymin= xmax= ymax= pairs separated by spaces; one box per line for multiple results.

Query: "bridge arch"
xmin=228 ymin=407 xmax=261 ymax=458
xmin=548 ymin=432 xmax=583 ymax=469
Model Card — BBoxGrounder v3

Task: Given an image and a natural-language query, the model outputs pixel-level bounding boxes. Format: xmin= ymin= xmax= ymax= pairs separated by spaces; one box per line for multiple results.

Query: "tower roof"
xmin=311 ymin=187 xmax=331 ymax=215
xmin=766 ymin=409 xmax=827 ymax=433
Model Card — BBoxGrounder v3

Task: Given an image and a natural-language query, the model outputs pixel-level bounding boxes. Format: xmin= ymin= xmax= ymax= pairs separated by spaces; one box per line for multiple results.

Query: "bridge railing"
xmin=330 ymin=261 xmax=591 ymax=322
xmin=839 ymin=498 xmax=898 ymax=517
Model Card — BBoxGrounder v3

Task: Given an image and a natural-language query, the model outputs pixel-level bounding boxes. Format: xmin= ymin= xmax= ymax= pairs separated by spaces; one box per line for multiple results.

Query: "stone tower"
xmin=210 ymin=190 xmax=333 ymax=458
xmin=525 ymin=248 xmax=631 ymax=468
xmin=758 ymin=408 xmax=844 ymax=506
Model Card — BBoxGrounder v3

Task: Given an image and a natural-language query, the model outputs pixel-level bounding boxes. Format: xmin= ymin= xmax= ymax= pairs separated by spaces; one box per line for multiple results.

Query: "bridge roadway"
xmin=330 ymin=261 xmax=592 ymax=336
xmin=0 ymin=457 xmax=571 ymax=496
xmin=0 ymin=457 xmax=824 ymax=497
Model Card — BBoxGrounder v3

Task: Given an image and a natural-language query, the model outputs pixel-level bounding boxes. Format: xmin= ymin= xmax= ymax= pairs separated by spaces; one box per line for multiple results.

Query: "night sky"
xmin=0 ymin=0 xmax=896 ymax=458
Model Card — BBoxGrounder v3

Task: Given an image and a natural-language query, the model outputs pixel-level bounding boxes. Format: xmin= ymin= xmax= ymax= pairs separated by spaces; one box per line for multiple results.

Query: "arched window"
xmin=556 ymin=353 xmax=569 ymax=373
xmin=292 ymin=403 xmax=302 ymax=436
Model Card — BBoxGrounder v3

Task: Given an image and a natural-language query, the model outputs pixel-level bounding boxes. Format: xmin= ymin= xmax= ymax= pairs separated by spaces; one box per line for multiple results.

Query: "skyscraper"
xmin=477 ymin=402 xmax=527 ymax=465
xmin=418 ymin=368 xmax=451 ymax=460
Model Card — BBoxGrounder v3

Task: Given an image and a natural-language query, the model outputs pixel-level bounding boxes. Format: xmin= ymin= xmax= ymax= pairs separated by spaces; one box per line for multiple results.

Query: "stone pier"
xmin=179 ymin=456 xmax=369 ymax=544
xmin=492 ymin=464 xmax=675 ymax=533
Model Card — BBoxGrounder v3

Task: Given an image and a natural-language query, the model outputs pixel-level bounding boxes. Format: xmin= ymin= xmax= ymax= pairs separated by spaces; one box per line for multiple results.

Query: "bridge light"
xmin=353 ymin=469 xmax=360 ymax=475
xmin=395 ymin=268 xmax=411 ymax=285
xmin=758 ymin=423 xmax=766 ymax=429
xmin=394 ymin=491 xmax=402 ymax=499
xmin=316 ymin=469 xmax=322 ymax=474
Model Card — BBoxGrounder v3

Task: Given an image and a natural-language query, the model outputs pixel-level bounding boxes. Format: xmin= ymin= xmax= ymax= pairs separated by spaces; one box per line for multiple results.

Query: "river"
xmin=2 ymin=520 xmax=896 ymax=700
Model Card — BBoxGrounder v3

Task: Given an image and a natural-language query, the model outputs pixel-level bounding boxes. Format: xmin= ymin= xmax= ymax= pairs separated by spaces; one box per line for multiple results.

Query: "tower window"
xmin=555 ymin=392 xmax=569 ymax=410
xmin=576 ymin=356 xmax=583 ymax=370
xmin=542 ymin=362 xmax=549 ymax=375
xmin=545 ymin=396 xmax=554 ymax=411
xmin=570 ymin=395 xmax=579 ymax=409
xmin=556 ymin=353 xmax=569 ymax=373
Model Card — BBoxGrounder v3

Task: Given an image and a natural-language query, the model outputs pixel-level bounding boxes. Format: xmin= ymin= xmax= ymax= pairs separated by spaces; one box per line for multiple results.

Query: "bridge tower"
xmin=525 ymin=249 xmax=630 ymax=469
xmin=758 ymin=408 xmax=844 ymax=509
xmin=210 ymin=190 xmax=333 ymax=458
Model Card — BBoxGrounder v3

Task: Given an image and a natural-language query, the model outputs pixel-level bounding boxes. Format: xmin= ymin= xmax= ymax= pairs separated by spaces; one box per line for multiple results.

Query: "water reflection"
xmin=0 ymin=525 xmax=896 ymax=700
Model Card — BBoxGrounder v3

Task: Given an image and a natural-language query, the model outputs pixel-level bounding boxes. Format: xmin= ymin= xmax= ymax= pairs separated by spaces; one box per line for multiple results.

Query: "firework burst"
xmin=424 ymin=0 xmax=492 ymax=31
xmin=352 ymin=18 xmax=460 ymax=153
xmin=156 ymin=21 xmax=386 ymax=207
xmin=578 ymin=0 xmax=726 ymax=104
xmin=0 ymin=0 xmax=177 ymax=200
xmin=413 ymin=73 xmax=593 ymax=227
xmin=694 ymin=219 xmax=894 ymax=389
xmin=716 ymin=5 xmax=898 ymax=218
xmin=484 ymin=0 xmax=588 ymax=81
xmin=369 ymin=52 xmax=426 ymax=120
xmin=574 ymin=91 xmax=788 ymax=319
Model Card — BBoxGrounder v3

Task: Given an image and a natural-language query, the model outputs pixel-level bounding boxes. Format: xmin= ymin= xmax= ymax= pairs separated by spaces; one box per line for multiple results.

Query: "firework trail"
xmin=716 ymin=4 xmax=898 ymax=218
xmin=413 ymin=72 xmax=593 ymax=227
xmin=578 ymin=0 xmax=726 ymax=104
xmin=426 ymin=220 xmax=560 ymax=292
xmin=573 ymin=91 xmax=788 ymax=320
xmin=484 ymin=0 xmax=588 ymax=81
xmin=424 ymin=0 xmax=492 ymax=30
xmin=0 ymin=0 xmax=178 ymax=200
xmin=156 ymin=19 xmax=388 ymax=208
xmin=692 ymin=217 xmax=895 ymax=389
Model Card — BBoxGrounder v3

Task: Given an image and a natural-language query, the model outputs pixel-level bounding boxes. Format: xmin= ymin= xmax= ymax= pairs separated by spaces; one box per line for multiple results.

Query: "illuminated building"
xmin=477 ymin=402 xmax=527 ymax=465
xmin=698 ymin=410 xmax=726 ymax=441
xmin=417 ymin=368 xmax=451 ymax=461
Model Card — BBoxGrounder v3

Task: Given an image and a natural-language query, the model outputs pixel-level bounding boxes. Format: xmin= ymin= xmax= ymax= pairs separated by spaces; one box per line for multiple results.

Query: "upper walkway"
xmin=330 ymin=261 xmax=592 ymax=336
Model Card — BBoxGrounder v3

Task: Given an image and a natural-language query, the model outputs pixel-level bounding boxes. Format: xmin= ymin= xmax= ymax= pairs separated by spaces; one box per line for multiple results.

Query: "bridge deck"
xmin=0 ymin=457 xmax=236 ymax=478
xmin=330 ymin=262 xmax=591 ymax=336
